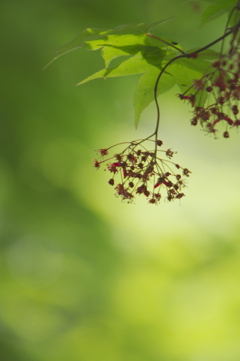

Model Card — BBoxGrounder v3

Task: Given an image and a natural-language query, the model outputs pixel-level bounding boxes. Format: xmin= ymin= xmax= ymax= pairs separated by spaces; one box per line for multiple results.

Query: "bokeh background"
xmin=1 ymin=0 xmax=240 ymax=360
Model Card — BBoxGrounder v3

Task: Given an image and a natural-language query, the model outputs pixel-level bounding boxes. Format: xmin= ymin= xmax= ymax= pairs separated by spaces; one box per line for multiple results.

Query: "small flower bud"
xmin=176 ymin=193 xmax=185 ymax=199
xmin=166 ymin=149 xmax=174 ymax=158
xmin=191 ymin=119 xmax=198 ymax=126
xmin=154 ymin=194 xmax=161 ymax=201
xmin=212 ymin=61 xmax=221 ymax=69
xmin=194 ymin=79 xmax=204 ymax=90
xmin=115 ymin=154 xmax=122 ymax=162
xmin=223 ymin=131 xmax=229 ymax=138
xmin=108 ymin=178 xmax=114 ymax=185
xmin=232 ymin=105 xmax=239 ymax=115
xmin=183 ymin=168 xmax=191 ymax=176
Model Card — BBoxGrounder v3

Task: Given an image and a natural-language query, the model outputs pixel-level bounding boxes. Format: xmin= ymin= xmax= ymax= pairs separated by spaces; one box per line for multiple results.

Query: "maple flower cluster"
xmin=94 ymin=140 xmax=191 ymax=204
xmin=179 ymin=28 xmax=240 ymax=137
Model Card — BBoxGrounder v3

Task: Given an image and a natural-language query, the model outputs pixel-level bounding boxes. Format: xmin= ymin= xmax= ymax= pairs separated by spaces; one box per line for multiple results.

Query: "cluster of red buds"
xmin=94 ymin=139 xmax=191 ymax=204
xmin=179 ymin=26 xmax=240 ymax=137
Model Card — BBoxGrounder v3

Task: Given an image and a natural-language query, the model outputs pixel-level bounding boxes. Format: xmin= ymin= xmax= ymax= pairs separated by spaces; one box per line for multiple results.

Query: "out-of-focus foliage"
xmin=200 ymin=0 xmax=237 ymax=26
xmin=1 ymin=1 xmax=240 ymax=361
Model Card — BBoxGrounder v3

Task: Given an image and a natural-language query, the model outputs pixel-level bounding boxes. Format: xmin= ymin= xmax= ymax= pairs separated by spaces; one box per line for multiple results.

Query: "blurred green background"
xmin=1 ymin=0 xmax=240 ymax=360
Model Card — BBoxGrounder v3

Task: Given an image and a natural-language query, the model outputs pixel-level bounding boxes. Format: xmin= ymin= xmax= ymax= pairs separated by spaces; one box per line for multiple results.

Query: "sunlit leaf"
xmin=101 ymin=47 xmax=130 ymax=68
xmin=76 ymin=52 xmax=157 ymax=85
xmin=101 ymin=43 xmax=166 ymax=67
xmin=84 ymin=33 xmax=147 ymax=50
xmin=45 ymin=21 xmax=177 ymax=69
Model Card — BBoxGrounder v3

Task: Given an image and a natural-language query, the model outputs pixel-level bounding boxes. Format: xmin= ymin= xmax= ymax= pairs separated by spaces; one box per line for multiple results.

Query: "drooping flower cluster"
xmin=179 ymin=26 xmax=240 ymax=137
xmin=94 ymin=139 xmax=191 ymax=204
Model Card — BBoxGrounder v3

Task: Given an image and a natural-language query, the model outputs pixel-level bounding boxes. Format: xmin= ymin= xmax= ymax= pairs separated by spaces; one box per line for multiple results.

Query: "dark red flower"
xmin=94 ymin=159 xmax=101 ymax=168
xmin=99 ymin=148 xmax=108 ymax=156
xmin=107 ymin=162 xmax=120 ymax=173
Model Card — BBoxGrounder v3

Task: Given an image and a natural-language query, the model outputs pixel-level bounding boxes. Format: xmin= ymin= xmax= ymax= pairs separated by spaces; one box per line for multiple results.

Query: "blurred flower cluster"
xmin=179 ymin=27 xmax=240 ymax=137
xmin=94 ymin=139 xmax=190 ymax=204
